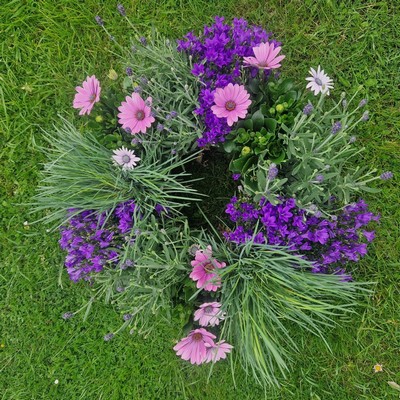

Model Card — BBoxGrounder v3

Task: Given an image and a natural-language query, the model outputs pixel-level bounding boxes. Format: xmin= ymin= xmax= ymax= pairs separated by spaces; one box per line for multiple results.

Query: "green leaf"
xmin=244 ymin=119 xmax=253 ymax=131
xmin=264 ymin=118 xmax=277 ymax=133
xmin=223 ymin=140 xmax=237 ymax=153
xmin=252 ymin=110 xmax=265 ymax=131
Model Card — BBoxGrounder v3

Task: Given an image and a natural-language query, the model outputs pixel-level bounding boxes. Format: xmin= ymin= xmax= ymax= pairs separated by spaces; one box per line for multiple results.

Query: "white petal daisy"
xmin=305 ymin=65 xmax=334 ymax=95
xmin=112 ymin=147 xmax=141 ymax=170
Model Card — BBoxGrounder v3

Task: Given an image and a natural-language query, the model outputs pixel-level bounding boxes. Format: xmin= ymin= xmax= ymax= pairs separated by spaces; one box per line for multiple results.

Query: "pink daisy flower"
xmin=193 ymin=302 xmax=224 ymax=327
xmin=189 ymin=246 xmax=226 ymax=292
xmin=211 ymin=83 xmax=251 ymax=127
xmin=243 ymin=42 xmax=285 ymax=70
xmin=173 ymin=328 xmax=216 ymax=365
xmin=112 ymin=147 xmax=140 ymax=170
xmin=72 ymin=75 xmax=101 ymax=116
xmin=117 ymin=93 xmax=155 ymax=134
xmin=204 ymin=340 xmax=233 ymax=363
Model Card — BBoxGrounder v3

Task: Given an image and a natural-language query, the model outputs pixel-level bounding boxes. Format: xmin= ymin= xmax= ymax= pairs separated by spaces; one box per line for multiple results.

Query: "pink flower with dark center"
xmin=117 ymin=93 xmax=155 ymax=134
xmin=72 ymin=75 xmax=101 ymax=116
xmin=204 ymin=340 xmax=233 ymax=363
xmin=211 ymin=83 xmax=251 ymax=127
xmin=189 ymin=246 xmax=226 ymax=291
xmin=193 ymin=302 xmax=224 ymax=327
xmin=243 ymin=42 xmax=285 ymax=70
xmin=173 ymin=328 xmax=216 ymax=365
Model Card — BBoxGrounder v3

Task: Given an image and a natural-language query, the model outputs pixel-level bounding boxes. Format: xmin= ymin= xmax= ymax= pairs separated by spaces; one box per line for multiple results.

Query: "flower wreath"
xmin=34 ymin=13 xmax=392 ymax=386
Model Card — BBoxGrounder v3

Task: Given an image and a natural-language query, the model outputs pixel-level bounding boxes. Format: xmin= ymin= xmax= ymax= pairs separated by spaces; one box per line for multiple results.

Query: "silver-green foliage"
xmin=195 ymin=235 xmax=365 ymax=386
xmin=244 ymin=92 xmax=380 ymax=211
xmin=33 ymin=118 xmax=200 ymax=225
xmin=94 ymin=216 xmax=194 ymax=336
xmin=121 ymin=23 xmax=202 ymax=153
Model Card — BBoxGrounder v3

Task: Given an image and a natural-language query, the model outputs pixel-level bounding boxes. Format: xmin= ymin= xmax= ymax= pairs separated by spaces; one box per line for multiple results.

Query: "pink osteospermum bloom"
xmin=189 ymin=246 xmax=226 ymax=292
xmin=211 ymin=83 xmax=251 ymax=127
xmin=72 ymin=75 xmax=101 ymax=116
xmin=173 ymin=328 xmax=216 ymax=365
xmin=193 ymin=302 xmax=224 ymax=327
xmin=205 ymin=340 xmax=233 ymax=363
xmin=243 ymin=42 xmax=285 ymax=70
xmin=112 ymin=147 xmax=141 ymax=170
xmin=117 ymin=93 xmax=155 ymax=134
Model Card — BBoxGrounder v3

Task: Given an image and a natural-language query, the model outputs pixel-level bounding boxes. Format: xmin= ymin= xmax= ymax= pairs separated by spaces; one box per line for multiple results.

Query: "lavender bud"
xmin=267 ymin=163 xmax=278 ymax=180
xmin=358 ymin=99 xmax=367 ymax=108
xmin=315 ymin=174 xmax=324 ymax=183
xmin=380 ymin=171 xmax=393 ymax=180
xmin=109 ymin=35 xmax=115 ymax=42
xmin=125 ymin=67 xmax=133 ymax=76
xmin=139 ymin=36 xmax=147 ymax=46
xmin=362 ymin=111 xmax=369 ymax=121
xmin=116 ymin=286 xmax=125 ymax=293
xmin=62 ymin=312 xmax=74 ymax=320
xmin=133 ymin=86 xmax=142 ymax=93
xmin=150 ymin=110 xmax=156 ymax=117
xmin=144 ymin=100 xmax=151 ymax=107
xmin=171 ymin=149 xmax=177 ymax=155
xmin=342 ymin=99 xmax=347 ymax=108
xmin=131 ymin=45 xmax=137 ymax=53
xmin=95 ymin=16 xmax=104 ymax=26
xmin=170 ymin=111 xmax=178 ymax=118
xmin=117 ymin=4 xmax=126 ymax=16
xmin=303 ymin=103 xmax=313 ymax=115
xmin=331 ymin=121 xmax=342 ymax=135
xmin=104 ymin=333 xmax=114 ymax=341
xmin=349 ymin=136 xmax=356 ymax=143
xmin=156 ymin=123 xmax=164 ymax=132
xmin=140 ymin=77 xmax=148 ymax=85
xmin=123 ymin=314 xmax=133 ymax=321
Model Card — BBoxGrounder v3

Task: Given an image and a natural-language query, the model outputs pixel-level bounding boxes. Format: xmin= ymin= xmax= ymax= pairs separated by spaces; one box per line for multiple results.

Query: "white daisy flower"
xmin=112 ymin=147 xmax=141 ymax=170
xmin=306 ymin=66 xmax=334 ymax=95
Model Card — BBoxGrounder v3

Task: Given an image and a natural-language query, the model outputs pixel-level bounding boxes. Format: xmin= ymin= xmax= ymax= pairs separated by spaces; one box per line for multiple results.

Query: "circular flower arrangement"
xmin=34 ymin=13 xmax=393 ymax=386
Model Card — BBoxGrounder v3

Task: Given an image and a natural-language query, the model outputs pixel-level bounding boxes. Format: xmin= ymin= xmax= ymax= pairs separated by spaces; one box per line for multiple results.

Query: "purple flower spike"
xmin=380 ymin=171 xmax=393 ymax=180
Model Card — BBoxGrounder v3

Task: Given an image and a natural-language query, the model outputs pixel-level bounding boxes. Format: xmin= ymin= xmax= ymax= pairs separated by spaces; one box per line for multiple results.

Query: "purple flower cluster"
xmin=224 ymin=197 xmax=379 ymax=280
xmin=59 ymin=200 xmax=137 ymax=282
xmin=177 ymin=16 xmax=279 ymax=146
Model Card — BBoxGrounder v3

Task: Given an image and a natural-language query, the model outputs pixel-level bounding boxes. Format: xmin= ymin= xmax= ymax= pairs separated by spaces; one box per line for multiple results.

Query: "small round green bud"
xmin=95 ymin=115 xmax=104 ymax=123
xmin=241 ymin=146 xmax=251 ymax=156
xmin=276 ymin=104 xmax=284 ymax=113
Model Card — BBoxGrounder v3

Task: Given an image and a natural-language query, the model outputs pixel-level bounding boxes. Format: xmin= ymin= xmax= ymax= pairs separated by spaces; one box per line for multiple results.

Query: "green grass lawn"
xmin=1 ymin=1 xmax=399 ymax=398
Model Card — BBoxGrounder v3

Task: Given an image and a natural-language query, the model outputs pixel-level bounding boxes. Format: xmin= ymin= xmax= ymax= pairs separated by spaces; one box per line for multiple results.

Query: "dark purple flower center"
xmin=204 ymin=262 xmax=215 ymax=273
xmin=192 ymin=333 xmax=203 ymax=341
xmin=204 ymin=306 xmax=213 ymax=313
xmin=315 ymin=77 xmax=323 ymax=86
xmin=225 ymin=100 xmax=236 ymax=111
xmin=122 ymin=155 xmax=131 ymax=163
xmin=135 ymin=110 xmax=145 ymax=121
xmin=89 ymin=94 xmax=96 ymax=102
